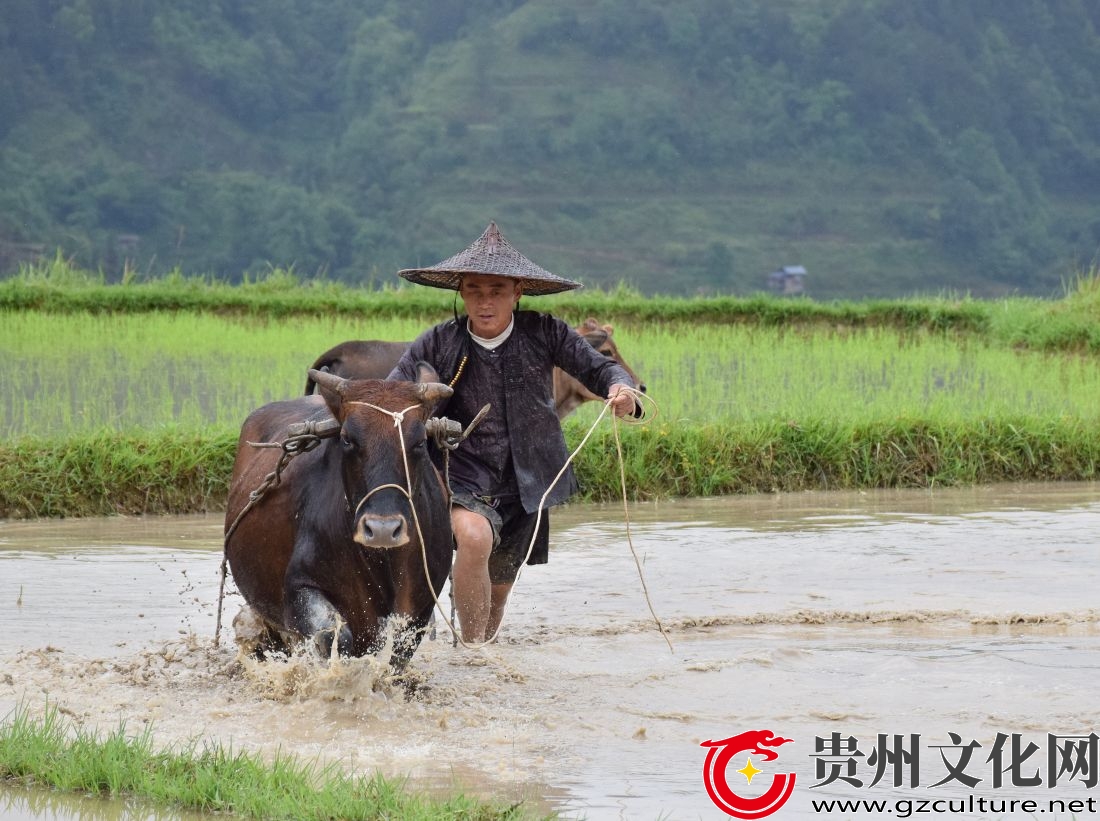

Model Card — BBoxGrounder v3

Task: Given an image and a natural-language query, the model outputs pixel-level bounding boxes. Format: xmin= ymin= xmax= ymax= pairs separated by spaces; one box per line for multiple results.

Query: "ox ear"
xmin=309 ymin=368 xmax=349 ymax=400
xmin=583 ymin=328 xmax=609 ymax=348
xmin=414 ymin=361 xmax=440 ymax=385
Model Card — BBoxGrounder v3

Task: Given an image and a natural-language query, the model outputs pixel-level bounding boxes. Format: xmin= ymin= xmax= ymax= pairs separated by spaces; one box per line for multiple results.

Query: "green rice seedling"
xmin=1 ymin=310 xmax=432 ymax=437
xmin=4 ymin=301 xmax=1100 ymax=517
xmin=0 ymin=704 xmax=539 ymax=820
xmin=0 ymin=428 xmax=239 ymax=517
xmin=5 ymin=312 xmax=1100 ymax=439
xmin=5 ymin=258 xmax=1099 ymax=351
xmin=595 ymin=322 xmax=1100 ymax=427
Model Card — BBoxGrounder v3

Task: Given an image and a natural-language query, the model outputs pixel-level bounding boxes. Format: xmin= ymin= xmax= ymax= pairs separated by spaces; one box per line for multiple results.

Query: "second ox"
xmin=224 ymin=366 xmax=453 ymax=666
xmin=304 ymin=318 xmax=645 ymax=420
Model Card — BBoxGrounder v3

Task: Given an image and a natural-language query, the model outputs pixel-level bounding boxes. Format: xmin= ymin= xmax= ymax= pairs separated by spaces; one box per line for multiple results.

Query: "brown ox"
xmin=224 ymin=367 xmax=453 ymax=665
xmin=304 ymin=318 xmax=644 ymax=420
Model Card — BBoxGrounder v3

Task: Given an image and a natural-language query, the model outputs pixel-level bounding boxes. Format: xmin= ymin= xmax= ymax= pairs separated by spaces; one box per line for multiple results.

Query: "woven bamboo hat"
xmin=398 ymin=222 xmax=582 ymax=295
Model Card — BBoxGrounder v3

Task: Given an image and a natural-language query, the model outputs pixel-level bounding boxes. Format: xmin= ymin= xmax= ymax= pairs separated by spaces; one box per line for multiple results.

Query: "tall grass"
xmin=2 ymin=415 xmax=1097 ymax=518
xmin=0 ymin=704 xmax=535 ymax=820
xmin=0 ymin=257 xmax=458 ymax=319
xmin=1 ymin=311 xmax=430 ymax=438
xmin=571 ymin=415 xmax=1099 ymax=499
xmin=4 ymin=312 xmax=1099 ymax=439
xmin=617 ymin=323 xmax=1100 ymax=424
xmin=0 ymin=429 xmax=236 ymax=517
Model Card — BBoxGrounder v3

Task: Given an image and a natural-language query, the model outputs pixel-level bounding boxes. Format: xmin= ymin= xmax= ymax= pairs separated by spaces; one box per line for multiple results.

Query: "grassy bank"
xmin=576 ymin=416 xmax=1100 ymax=497
xmin=0 ymin=429 xmax=235 ymax=518
xmin=0 ymin=705 xmax=533 ymax=820
xmin=2 ymin=417 xmax=1096 ymax=519
xmin=2 ymin=257 xmax=1099 ymax=352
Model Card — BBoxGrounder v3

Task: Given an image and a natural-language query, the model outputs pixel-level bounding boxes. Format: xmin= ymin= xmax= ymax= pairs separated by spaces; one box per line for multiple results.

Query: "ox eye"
xmin=340 ymin=433 xmax=356 ymax=452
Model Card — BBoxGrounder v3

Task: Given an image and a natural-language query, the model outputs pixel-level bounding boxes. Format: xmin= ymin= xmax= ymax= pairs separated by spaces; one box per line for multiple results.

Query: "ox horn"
xmin=309 ymin=368 xmax=350 ymax=396
xmin=415 ymin=382 xmax=454 ymax=403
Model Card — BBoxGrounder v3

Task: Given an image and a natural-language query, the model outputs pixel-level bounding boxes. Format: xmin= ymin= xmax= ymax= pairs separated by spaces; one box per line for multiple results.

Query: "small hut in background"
xmin=767 ymin=265 xmax=807 ymax=295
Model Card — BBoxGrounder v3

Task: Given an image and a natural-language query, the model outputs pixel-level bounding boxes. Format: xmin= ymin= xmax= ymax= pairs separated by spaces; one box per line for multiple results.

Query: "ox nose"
xmin=355 ymin=514 xmax=410 ymax=548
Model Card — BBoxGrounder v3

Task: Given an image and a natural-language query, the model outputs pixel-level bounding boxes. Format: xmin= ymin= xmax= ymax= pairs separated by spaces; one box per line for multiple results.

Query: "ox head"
xmin=553 ymin=318 xmax=647 ymax=419
xmin=577 ymin=318 xmax=646 ymax=396
xmin=309 ymin=366 xmax=452 ymax=550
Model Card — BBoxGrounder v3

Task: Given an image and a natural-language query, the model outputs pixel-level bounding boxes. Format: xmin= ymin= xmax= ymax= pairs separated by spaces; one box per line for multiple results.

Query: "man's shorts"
xmin=451 ymin=492 xmax=550 ymax=584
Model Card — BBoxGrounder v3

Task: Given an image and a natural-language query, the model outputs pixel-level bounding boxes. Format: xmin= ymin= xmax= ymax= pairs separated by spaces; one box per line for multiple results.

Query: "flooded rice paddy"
xmin=1 ymin=483 xmax=1098 ymax=820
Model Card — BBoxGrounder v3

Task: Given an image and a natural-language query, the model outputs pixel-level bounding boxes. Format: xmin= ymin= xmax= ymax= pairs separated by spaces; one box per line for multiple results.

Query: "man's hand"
xmin=607 ymin=383 xmax=637 ymax=418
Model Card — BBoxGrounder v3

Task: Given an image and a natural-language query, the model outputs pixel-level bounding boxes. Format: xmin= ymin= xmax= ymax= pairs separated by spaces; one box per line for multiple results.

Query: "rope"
xmin=474 ymin=386 xmax=672 ymax=652
xmin=215 ymin=390 xmax=670 ymax=657
xmin=344 ymin=400 xmax=498 ymax=652
xmin=214 ymin=398 xmax=482 ymax=652
xmin=342 ymin=401 xmax=473 ymax=649
xmin=610 ymin=395 xmax=674 ymax=653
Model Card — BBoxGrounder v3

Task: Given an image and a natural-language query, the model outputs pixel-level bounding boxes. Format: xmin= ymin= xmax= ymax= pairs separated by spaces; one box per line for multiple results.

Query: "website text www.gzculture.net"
xmin=810 ymin=795 xmax=1097 ymax=817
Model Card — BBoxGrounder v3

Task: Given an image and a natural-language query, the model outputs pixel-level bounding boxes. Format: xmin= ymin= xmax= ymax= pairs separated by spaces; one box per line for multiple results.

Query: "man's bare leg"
xmin=451 ymin=506 xmax=493 ymax=643
xmin=487 ymin=582 xmax=513 ymax=639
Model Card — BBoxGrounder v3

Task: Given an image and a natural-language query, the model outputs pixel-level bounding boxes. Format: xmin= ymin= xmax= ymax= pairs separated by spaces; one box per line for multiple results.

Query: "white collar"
xmin=468 ymin=316 xmax=514 ymax=350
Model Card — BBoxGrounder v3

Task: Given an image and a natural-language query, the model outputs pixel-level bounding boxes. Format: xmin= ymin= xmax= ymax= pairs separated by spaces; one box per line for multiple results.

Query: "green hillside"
xmin=2 ymin=0 xmax=1098 ymax=298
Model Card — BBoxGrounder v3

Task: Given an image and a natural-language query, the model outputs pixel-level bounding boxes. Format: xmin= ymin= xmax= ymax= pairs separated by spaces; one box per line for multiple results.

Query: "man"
xmin=388 ymin=222 xmax=638 ymax=643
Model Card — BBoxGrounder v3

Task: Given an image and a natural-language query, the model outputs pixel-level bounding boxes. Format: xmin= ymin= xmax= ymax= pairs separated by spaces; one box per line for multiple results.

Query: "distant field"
xmin=4 ymin=310 xmax=1098 ymax=440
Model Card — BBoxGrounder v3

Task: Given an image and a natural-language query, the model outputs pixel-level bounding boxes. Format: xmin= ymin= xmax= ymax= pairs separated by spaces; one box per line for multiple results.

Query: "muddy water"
xmin=1 ymin=483 xmax=1098 ymax=820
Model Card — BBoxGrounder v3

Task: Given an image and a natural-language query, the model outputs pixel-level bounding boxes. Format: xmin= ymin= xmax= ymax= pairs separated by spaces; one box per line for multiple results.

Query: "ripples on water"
xmin=1 ymin=483 xmax=1098 ymax=820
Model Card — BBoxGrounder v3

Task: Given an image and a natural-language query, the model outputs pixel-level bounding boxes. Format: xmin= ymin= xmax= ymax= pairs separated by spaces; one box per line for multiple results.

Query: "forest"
xmin=1 ymin=0 xmax=1098 ymax=298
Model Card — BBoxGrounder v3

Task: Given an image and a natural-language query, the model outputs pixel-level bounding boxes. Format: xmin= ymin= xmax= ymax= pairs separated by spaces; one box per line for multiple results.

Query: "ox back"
xmin=305 ymin=318 xmax=644 ymax=420
xmin=303 ymin=340 xmax=409 ymax=393
xmin=224 ymin=372 xmax=453 ymax=665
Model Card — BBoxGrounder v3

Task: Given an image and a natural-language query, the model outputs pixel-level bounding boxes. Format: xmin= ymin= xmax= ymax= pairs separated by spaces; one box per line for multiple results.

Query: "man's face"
xmin=460 ymin=273 xmax=522 ymax=338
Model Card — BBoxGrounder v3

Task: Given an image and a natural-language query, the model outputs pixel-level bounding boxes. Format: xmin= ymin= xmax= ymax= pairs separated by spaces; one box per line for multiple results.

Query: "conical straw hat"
xmin=398 ymin=222 xmax=582 ymax=295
